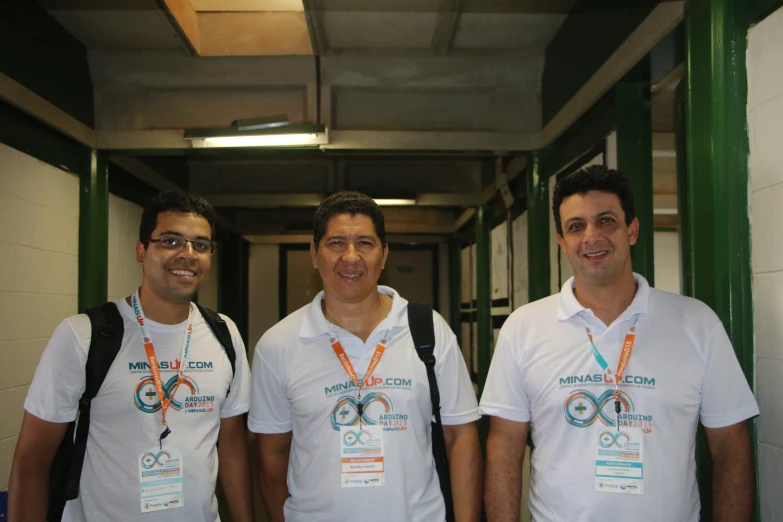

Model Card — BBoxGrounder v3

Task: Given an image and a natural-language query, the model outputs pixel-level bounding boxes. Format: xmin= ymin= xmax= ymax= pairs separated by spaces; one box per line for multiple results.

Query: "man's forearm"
xmin=217 ymin=432 xmax=254 ymax=522
xmin=258 ymin=455 xmax=291 ymax=522
xmin=485 ymin=430 xmax=524 ymax=522
xmin=445 ymin=425 xmax=483 ymax=522
xmin=712 ymin=451 xmax=755 ymax=522
xmin=9 ymin=461 xmax=50 ymax=522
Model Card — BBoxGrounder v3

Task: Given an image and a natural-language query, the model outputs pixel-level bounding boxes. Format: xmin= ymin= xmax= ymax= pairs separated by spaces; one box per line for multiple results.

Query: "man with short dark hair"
xmin=249 ymin=191 xmax=483 ymax=522
xmin=10 ymin=191 xmax=253 ymax=522
xmin=481 ymin=166 xmax=758 ymax=522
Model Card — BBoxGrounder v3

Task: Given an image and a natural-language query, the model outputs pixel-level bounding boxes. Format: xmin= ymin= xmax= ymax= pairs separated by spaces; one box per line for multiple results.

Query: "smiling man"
xmin=9 ymin=192 xmax=253 ymax=522
xmin=480 ymin=166 xmax=759 ymax=522
xmin=249 ymin=191 xmax=482 ymax=522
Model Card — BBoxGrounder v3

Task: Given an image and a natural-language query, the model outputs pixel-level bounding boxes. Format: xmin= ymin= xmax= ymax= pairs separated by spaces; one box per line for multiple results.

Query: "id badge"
xmin=340 ymin=425 xmax=385 ymax=488
xmin=138 ymin=446 xmax=185 ymax=512
xmin=595 ymin=427 xmax=644 ymax=494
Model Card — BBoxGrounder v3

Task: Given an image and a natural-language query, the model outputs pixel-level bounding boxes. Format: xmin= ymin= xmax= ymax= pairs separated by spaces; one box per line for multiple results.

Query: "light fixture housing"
xmin=373 ymin=198 xmax=417 ymax=206
xmin=184 ymin=124 xmax=328 ymax=148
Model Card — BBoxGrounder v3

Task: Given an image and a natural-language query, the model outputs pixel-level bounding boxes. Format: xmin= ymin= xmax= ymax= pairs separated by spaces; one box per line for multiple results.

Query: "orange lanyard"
xmin=329 ymin=334 xmax=389 ymax=400
xmin=132 ymin=291 xmax=192 ymax=446
xmin=581 ymin=315 xmax=640 ymax=431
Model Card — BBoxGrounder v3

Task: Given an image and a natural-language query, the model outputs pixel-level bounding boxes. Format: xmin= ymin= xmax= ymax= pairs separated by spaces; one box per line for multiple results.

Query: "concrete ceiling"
xmin=34 ymin=0 xmax=681 ymax=237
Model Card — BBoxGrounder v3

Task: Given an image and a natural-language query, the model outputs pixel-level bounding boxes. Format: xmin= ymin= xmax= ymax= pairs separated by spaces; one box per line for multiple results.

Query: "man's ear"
xmin=136 ymin=242 xmax=146 ymax=265
xmin=627 ymin=217 xmax=640 ymax=246
xmin=310 ymin=242 xmax=318 ymax=269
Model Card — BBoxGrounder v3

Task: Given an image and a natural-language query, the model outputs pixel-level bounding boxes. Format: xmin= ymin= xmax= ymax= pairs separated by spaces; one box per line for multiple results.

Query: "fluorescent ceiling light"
xmin=373 ymin=199 xmax=417 ymax=206
xmin=232 ymin=115 xmax=289 ymax=131
xmin=184 ymin=124 xmax=327 ymax=148
xmin=200 ymin=133 xmax=323 ymax=148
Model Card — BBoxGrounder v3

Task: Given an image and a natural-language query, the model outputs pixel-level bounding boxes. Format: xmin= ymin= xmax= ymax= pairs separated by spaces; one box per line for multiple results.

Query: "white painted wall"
xmin=747 ymin=9 xmax=783 ymax=520
xmin=0 ymin=143 xmax=80 ymax=489
xmin=247 ymin=244 xmax=279 ymax=367
xmin=653 ymin=231 xmax=680 ymax=294
xmin=108 ymin=194 xmax=143 ymax=302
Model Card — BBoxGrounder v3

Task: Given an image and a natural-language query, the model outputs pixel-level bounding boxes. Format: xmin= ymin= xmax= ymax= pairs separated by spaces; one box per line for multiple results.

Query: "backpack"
xmin=407 ymin=303 xmax=456 ymax=522
xmin=46 ymin=302 xmax=236 ymax=522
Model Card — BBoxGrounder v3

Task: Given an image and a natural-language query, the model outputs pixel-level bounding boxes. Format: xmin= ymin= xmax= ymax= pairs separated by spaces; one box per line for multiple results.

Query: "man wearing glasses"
xmin=9 ymin=192 xmax=253 ymax=522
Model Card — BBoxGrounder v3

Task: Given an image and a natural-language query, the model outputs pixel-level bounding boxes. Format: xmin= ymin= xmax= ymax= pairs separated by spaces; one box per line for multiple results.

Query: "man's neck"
xmin=573 ymin=271 xmax=637 ymax=326
xmin=322 ymin=291 xmax=392 ymax=343
xmin=127 ymin=286 xmax=191 ymax=325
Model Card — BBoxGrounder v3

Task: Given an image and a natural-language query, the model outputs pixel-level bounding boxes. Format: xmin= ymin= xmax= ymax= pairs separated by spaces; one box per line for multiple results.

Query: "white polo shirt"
xmin=480 ymin=274 xmax=759 ymax=522
xmin=249 ymin=286 xmax=480 ymax=522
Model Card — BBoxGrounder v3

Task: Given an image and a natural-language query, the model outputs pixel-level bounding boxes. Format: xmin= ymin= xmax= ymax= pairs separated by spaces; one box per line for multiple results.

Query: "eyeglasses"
xmin=147 ymin=235 xmax=217 ymax=255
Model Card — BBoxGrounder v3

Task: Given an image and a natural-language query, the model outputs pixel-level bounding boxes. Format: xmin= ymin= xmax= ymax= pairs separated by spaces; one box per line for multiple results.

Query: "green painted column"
xmin=527 ymin=150 xmax=551 ymax=303
xmin=78 ymin=150 xmax=109 ymax=312
xmin=615 ymin=57 xmax=654 ymax=284
xmin=218 ymin=229 xmax=250 ymax=346
xmin=448 ymin=238 xmax=462 ymax=344
xmin=475 ymin=204 xmax=493 ymax=395
xmin=684 ymin=0 xmax=756 ymax=520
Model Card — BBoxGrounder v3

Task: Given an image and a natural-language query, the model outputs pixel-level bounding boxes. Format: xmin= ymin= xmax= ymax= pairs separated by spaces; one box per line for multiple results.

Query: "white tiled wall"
xmin=108 ymin=194 xmax=143 ymax=302
xmin=747 ymin=8 xmax=783 ymax=521
xmin=0 ymin=142 xmax=80 ymax=489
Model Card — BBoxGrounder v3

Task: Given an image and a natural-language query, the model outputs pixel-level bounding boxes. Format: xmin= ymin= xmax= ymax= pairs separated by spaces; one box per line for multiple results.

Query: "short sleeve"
xmin=219 ymin=315 xmax=251 ymax=418
xmin=699 ymin=323 xmax=759 ymax=428
xmin=24 ymin=317 xmax=90 ymax=423
xmin=433 ymin=313 xmax=480 ymax=426
xmin=479 ymin=330 xmax=531 ymax=422
xmin=247 ymin=335 xmax=293 ymax=434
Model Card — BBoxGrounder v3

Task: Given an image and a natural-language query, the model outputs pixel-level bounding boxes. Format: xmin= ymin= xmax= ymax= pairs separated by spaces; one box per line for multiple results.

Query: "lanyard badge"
xmin=132 ymin=290 xmax=194 ymax=447
xmin=581 ymin=314 xmax=640 ymax=431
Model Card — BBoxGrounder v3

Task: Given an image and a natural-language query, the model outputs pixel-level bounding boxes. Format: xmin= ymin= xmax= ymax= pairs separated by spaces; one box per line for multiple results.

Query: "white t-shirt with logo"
xmin=248 ymin=286 xmax=480 ymax=522
xmin=479 ymin=274 xmax=759 ymax=522
xmin=24 ymin=298 xmax=251 ymax=522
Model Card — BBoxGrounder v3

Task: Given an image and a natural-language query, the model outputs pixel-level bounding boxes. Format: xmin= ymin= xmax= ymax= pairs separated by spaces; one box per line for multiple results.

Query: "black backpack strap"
xmin=64 ymin=304 xmax=124 ymax=502
xmin=408 ymin=303 xmax=455 ymax=522
xmin=197 ymin=305 xmax=236 ymax=379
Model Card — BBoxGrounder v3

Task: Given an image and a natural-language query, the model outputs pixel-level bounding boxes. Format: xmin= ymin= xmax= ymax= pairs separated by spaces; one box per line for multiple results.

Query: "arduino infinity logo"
xmin=598 ymin=431 xmax=631 ymax=448
xmin=330 ymin=392 xmax=393 ymax=430
xmin=133 ymin=375 xmax=199 ymax=413
xmin=342 ymin=429 xmax=371 ymax=446
xmin=140 ymin=450 xmax=172 ymax=469
xmin=564 ymin=389 xmax=634 ymax=428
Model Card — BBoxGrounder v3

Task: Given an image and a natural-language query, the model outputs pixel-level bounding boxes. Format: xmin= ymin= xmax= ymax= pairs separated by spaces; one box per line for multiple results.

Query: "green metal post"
xmin=449 ymin=238 xmax=462 ymax=345
xmin=527 ymin=150 xmax=551 ymax=303
xmin=475 ymin=204 xmax=493 ymax=396
xmin=684 ymin=0 xmax=756 ymax=520
xmin=616 ymin=57 xmax=654 ymax=284
xmin=78 ymin=150 xmax=109 ymax=312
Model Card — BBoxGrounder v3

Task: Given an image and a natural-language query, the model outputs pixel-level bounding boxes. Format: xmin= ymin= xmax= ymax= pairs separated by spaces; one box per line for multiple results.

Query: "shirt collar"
xmin=299 ymin=285 xmax=409 ymax=339
xmin=556 ymin=272 xmax=651 ymax=322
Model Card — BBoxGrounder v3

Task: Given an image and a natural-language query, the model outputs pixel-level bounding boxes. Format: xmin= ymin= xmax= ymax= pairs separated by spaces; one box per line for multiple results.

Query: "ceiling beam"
xmin=109 ymin=155 xmax=237 ymax=231
xmin=323 ymin=130 xmax=539 ymax=152
xmin=0 ymin=72 xmax=96 ymax=148
xmin=301 ymin=0 xmax=330 ymax=54
xmin=206 ymin=193 xmax=325 ymax=208
xmin=431 ymin=0 xmax=464 ymax=56
xmin=244 ymin=233 xmax=449 ymax=244
xmin=206 ymin=192 xmax=485 ymax=208
xmin=540 ymin=1 xmax=684 ymax=147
